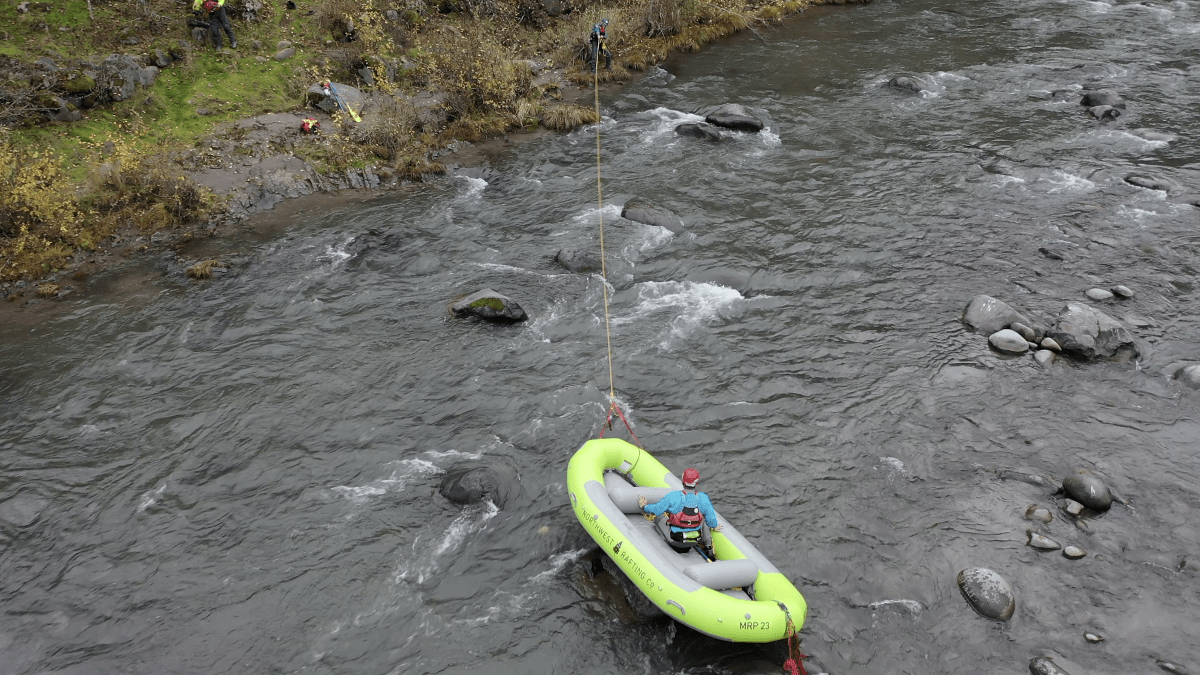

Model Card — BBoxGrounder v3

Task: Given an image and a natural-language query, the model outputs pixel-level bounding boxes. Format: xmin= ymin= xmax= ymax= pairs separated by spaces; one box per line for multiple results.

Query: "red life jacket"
xmin=666 ymin=490 xmax=704 ymax=529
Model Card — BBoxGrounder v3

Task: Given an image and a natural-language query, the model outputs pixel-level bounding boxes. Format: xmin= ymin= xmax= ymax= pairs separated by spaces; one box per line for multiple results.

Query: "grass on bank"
xmin=1 ymin=0 xmax=828 ymax=284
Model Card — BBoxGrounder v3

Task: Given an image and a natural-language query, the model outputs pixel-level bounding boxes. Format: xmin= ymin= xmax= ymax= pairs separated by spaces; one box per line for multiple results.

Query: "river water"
xmin=3 ymin=0 xmax=1200 ymax=672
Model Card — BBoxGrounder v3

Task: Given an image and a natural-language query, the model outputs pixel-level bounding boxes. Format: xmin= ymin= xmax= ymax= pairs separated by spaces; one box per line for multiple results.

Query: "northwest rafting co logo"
xmin=613 ymin=541 xmax=623 ymax=555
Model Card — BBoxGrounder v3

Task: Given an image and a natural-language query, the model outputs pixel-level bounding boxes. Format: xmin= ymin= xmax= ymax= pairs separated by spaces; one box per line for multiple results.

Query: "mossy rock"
xmin=451 ymin=288 xmax=528 ymax=323
xmin=63 ymin=74 xmax=97 ymax=94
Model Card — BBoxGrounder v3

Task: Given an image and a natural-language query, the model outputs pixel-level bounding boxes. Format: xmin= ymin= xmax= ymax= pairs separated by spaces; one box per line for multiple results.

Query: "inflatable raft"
xmin=568 ymin=437 xmax=807 ymax=642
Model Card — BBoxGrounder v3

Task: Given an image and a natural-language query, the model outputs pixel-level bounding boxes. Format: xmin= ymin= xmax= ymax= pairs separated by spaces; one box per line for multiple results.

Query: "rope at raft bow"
xmin=779 ymin=603 xmax=810 ymax=675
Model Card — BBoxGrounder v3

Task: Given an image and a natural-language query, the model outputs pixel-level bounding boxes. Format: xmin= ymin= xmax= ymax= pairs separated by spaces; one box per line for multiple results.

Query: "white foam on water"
xmin=318 ymin=235 xmax=355 ymax=271
xmin=1169 ymin=21 xmax=1200 ymax=33
xmin=645 ymin=65 xmax=675 ymax=84
xmin=869 ymin=599 xmax=924 ymax=615
xmin=879 ymin=457 xmax=907 ymax=475
xmin=454 ymin=175 xmax=488 ymax=198
xmin=992 ymin=175 xmax=1027 ymax=188
xmin=613 ymin=281 xmax=744 ymax=343
xmin=622 ymin=223 xmax=676 ymax=258
xmin=638 ymin=107 xmax=705 ymax=145
xmin=395 ymin=500 xmax=500 ymax=585
xmin=330 ymin=458 xmax=440 ymax=503
xmin=528 ymin=548 xmax=587 ymax=584
xmin=1042 ymin=170 xmax=1094 ymax=193
xmin=137 ymin=484 xmax=166 ymax=512
xmin=423 ymin=447 xmax=485 ymax=461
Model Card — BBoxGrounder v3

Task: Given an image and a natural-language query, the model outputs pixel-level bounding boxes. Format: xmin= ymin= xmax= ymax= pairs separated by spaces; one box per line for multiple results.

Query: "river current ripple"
xmin=3 ymin=0 xmax=1200 ymax=672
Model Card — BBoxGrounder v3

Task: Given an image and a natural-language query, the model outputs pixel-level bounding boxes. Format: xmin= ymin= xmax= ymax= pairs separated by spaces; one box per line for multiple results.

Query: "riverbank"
xmin=1 ymin=0 xmax=867 ymax=322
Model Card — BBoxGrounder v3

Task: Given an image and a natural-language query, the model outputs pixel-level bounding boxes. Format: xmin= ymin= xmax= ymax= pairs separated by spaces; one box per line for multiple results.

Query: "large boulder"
xmin=451 ymin=289 xmax=528 ymax=323
xmin=957 ymin=567 xmax=1015 ymax=621
xmin=886 ymin=76 xmax=924 ymax=95
xmin=305 ymin=81 xmax=364 ymax=116
xmin=1044 ymin=302 xmax=1138 ymax=360
xmin=621 ymin=199 xmax=685 ymax=234
xmin=704 ymin=103 xmax=764 ymax=133
xmin=97 ymin=54 xmax=159 ymax=102
xmin=962 ymin=295 xmax=1030 ymax=335
xmin=1062 ymin=472 xmax=1112 ymax=511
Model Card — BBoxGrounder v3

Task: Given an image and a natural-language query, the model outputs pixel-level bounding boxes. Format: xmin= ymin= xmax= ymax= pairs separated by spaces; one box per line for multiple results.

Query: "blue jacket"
xmin=644 ymin=490 xmax=718 ymax=531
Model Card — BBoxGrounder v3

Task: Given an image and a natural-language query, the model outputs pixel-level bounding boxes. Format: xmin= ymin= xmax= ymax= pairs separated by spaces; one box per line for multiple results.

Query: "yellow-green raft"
xmin=568 ymin=438 xmax=807 ymax=642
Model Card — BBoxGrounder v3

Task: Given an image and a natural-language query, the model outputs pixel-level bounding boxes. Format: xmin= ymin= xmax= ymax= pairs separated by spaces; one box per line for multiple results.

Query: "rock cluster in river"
xmin=962 ymin=294 xmax=1140 ymax=364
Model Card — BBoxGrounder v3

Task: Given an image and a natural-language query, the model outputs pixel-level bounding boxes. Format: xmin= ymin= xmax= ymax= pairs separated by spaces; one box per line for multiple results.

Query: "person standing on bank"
xmin=588 ymin=18 xmax=612 ymax=72
xmin=193 ymin=0 xmax=236 ymax=49
xmin=638 ymin=468 xmax=723 ymax=558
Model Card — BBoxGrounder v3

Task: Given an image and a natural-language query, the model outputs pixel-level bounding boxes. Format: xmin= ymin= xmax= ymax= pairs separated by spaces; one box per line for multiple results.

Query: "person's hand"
xmin=637 ymin=496 xmax=647 ymax=509
xmin=713 ymin=525 xmax=723 ymax=532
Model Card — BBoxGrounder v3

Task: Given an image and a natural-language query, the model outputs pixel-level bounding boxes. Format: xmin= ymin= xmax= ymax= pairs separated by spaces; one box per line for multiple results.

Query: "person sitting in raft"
xmin=638 ymin=468 xmax=723 ymax=558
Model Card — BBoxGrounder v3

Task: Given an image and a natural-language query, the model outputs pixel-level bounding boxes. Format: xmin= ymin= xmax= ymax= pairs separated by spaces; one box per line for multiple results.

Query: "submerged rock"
xmin=439 ymin=464 xmax=515 ymax=507
xmin=1087 ymin=105 xmax=1121 ymax=123
xmin=621 ymin=199 xmax=685 ymax=234
xmin=1062 ymin=472 xmax=1113 ymax=511
xmin=957 ymin=567 xmax=1015 ymax=621
xmin=886 ymin=76 xmax=924 ymax=94
xmin=1035 ymin=350 xmax=1055 ymax=368
xmin=1085 ymin=288 xmax=1114 ymax=301
xmin=1156 ymin=660 xmax=1190 ymax=675
xmin=451 ymin=289 xmax=528 ymax=323
xmin=963 ymin=295 xmax=1030 ymax=335
xmin=1045 ymin=302 xmax=1138 ymax=360
xmin=1030 ymin=656 xmax=1073 ymax=675
xmin=1065 ymin=498 xmax=1085 ymax=516
xmin=0 ymin=495 xmax=48 ymax=528
xmin=1112 ymin=285 xmax=1134 ymax=298
xmin=1126 ymin=174 xmax=1178 ymax=193
xmin=554 ymin=248 xmax=601 ymax=273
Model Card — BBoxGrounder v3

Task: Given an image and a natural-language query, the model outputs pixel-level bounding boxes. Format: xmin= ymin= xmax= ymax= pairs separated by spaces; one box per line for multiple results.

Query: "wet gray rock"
xmin=621 ymin=199 xmax=685 ymax=234
xmin=1087 ymin=105 xmax=1121 ymax=123
xmin=956 ymin=567 xmax=1015 ymax=621
xmin=1025 ymin=505 xmax=1053 ymax=523
xmin=451 ymin=288 xmax=528 ymax=323
xmin=1084 ymin=632 xmax=1104 ymax=643
xmin=1112 ymin=285 xmax=1134 ymax=298
xmin=554 ymin=248 xmax=601 ymax=274
xmin=1156 ymin=661 xmax=1190 ymax=675
xmin=1010 ymin=322 xmax=1037 ymax=343
xmin=1062 ymin=472 xmax=1113 ymax=511
xmin=0 ymin=495 xmax=48 ymax=527
xmin=1085 ymin=288 xmax=1114 ymax=301
xmin=886 ymin=76 xmax=924 ymax=94
xmin=439 ymin=464 xmax=514 ymax=507
xmin=962 ymin=295 xmax=1030 ymax=335
xmin=1175 ymin=365 xmax=1200 ymax=389
xmin=675 ymin=122 xmax=722 ymax=141
xmin=1039 ymin=246 xmax=1066 ymax=261
xmin=990 ymin=329 xmax=1030 ymax=353
xmin=1065 ymin=499 xmax=1085 ymax=516
xmin=1126 ymin=174 xmax=1178 ymax=193
xmin=1079 ymin=88 xmax=1125 ymax=109
xmin=1063 ymin=546 xmax=1087 ymax=559
xmin=1034 ymin=349 xmax=1055 ymax=368
xmin=1041 ymin=337 xmax=1061 ymax=351
xmin=1045 ymin=302 xmax=1138 ymax=360
xmin=704 ymin=103 xmax=764 ymax=133
xmin=1030 ymin=656 xmax=1073 ymax=675
xmin=1027 ymin=531 xmax=1061 ymax=551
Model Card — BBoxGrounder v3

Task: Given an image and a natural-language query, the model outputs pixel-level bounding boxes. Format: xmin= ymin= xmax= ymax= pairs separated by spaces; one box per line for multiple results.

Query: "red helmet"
xmin=682 ymin=468 xmax=700 ymax=487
